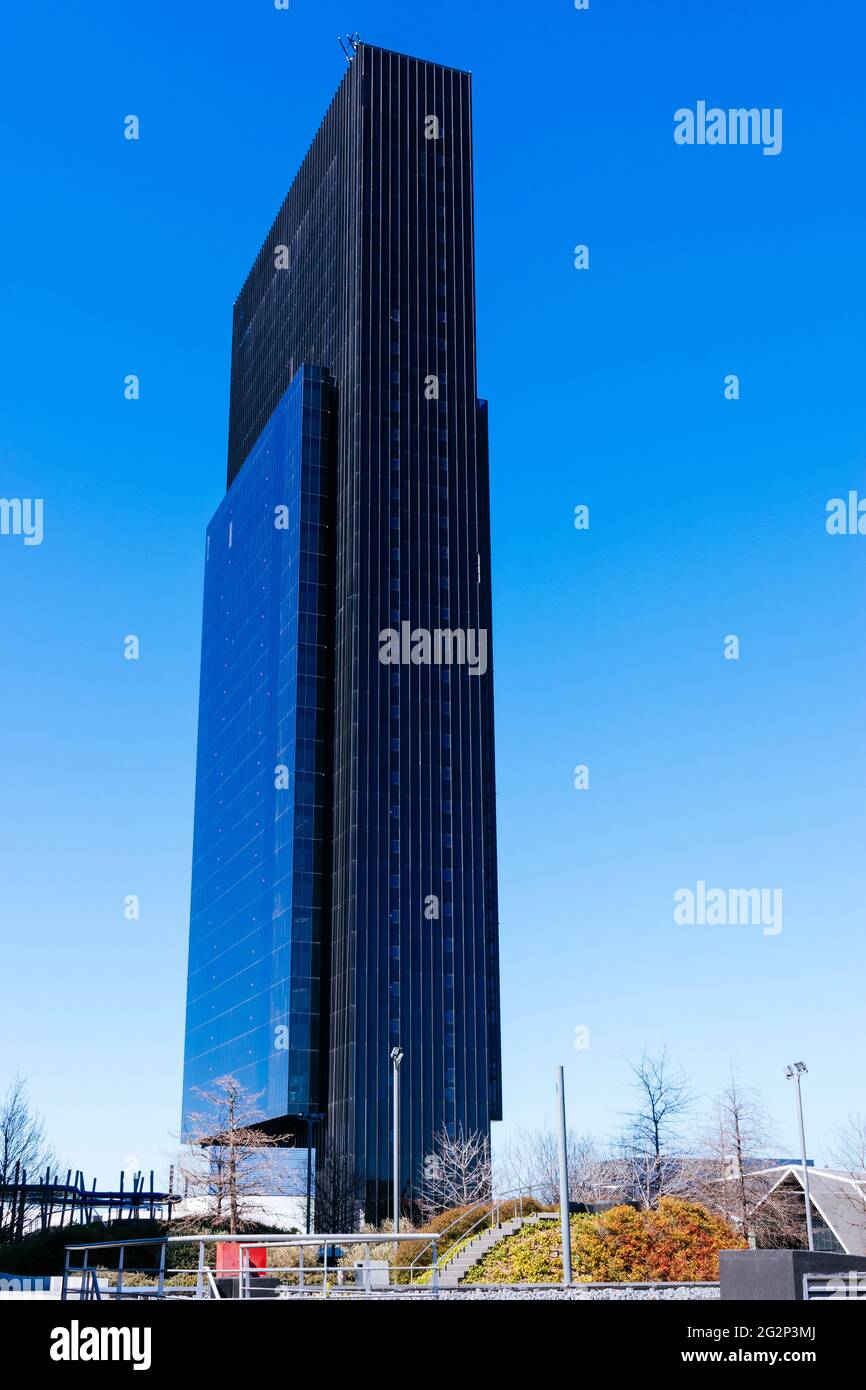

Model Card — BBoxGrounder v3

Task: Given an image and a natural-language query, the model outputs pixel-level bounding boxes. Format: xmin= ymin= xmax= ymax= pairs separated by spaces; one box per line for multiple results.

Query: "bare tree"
xmin=823 ymin=1113 xmax=866 ymax=1236
xmin=313 ymin=1137 xmax=362 ymax=1233
xmin=830 ymin=1114 xmax=866 ymax=1175
xmin=615 ymin=1047 xmax=695 ymax=1206
xmin=0 ymin=1076 xmax=56 ymax=1240
xmin=496 ymin=1126 xmax=613 ymax=1206
xmin=180 ymin=1075 xmax=294 ymax=1233
xmin=610 ymin=1135 xmax=688 ymax=1208
xmin=419 ymin=1125 xmax=493 ymax=1218
xmin=626 ymin=1046 xmax=694 ymax=1157
xmin=692 ymin=1067 xmax=780 ymax=1239
xmin=751 ymin=1175 xmax=817 ymax=1250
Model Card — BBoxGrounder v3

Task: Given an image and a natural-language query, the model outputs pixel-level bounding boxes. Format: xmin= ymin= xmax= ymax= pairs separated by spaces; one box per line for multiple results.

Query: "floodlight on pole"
xmin=785 ymin=1062 xmax=814 ymax=1252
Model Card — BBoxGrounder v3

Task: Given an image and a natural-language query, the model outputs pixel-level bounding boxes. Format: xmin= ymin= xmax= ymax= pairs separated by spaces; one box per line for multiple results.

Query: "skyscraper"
xmin=181 ymin=41 xmax=501 ymax=1225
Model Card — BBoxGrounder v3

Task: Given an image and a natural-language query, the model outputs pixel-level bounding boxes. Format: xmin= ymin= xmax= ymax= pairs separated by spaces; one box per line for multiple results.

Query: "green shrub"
xmin=391 ymin=1198 xmax=543 ymax=1282
xmin=464 ymin=1199 xmax=746 ymax=1285
xmin=0 ymin=1220 xmax=167 ymax=1277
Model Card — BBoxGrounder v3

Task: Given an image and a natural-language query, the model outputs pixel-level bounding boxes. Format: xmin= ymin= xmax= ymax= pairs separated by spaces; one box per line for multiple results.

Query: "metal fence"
xmin=61 ymin=1232 xmax=442 ymax=1300
xmin=0 ymin=1164 xmax=178 ymax=1242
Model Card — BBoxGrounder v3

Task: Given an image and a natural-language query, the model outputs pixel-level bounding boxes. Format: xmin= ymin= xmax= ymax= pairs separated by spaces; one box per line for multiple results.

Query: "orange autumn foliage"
xmin=466 ymin=1197 xmax=747 ymax=1284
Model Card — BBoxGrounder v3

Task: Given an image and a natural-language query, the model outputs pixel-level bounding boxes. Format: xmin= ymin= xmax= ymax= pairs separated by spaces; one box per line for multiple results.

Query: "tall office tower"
xmin=181 ymin=42 xmax=501 ymax=1226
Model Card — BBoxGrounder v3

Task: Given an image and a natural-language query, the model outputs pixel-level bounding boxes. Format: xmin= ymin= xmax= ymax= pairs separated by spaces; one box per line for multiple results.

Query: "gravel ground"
xmin=436 ymin=1285 xmax=721 ymax=1301
xmin=278 ymin=1283 xmax=721 ymax=1301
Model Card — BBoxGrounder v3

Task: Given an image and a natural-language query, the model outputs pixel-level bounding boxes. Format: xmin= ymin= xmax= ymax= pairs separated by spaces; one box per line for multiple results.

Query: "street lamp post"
xmin=301 ymin=1111 xmax=325 ymax=1235
xmin=555 ymin=1065 xmax=573 ymax=1287
xmin=391 ymin=1046 xmax=404 ymax=1233
xmin=306 ymin=1116 xmax=313 ymax=1235
xmin=785 ymin=1062 xmax=814 ymax=1252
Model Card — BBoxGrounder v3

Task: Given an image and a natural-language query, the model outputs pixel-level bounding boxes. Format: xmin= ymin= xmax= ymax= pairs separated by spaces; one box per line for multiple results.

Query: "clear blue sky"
xmin=1 ymin=0 xmax=863 ymax=1185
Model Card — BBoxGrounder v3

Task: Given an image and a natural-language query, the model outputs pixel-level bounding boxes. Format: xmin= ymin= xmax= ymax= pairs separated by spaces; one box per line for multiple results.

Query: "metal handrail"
xmin=234 ymin=1232 xmax=441 ymax=1297
xmin=405 ymin=1186 xmax=539 ymax=1284
xmin=62 ymin=1230 xmax=441 ymax=1300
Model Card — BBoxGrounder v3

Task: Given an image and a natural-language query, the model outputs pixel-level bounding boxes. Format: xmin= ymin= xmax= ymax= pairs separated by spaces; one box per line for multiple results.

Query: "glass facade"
xmin=182 ymin=367 xmax=334 ymax=1131
xmin=182 ymin=43 xmax=501 ymax=1224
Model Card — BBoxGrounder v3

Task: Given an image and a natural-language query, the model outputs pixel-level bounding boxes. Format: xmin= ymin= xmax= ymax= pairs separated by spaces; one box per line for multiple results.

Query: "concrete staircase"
xmin=436 ymin=1213 xmax=542 ymax=1288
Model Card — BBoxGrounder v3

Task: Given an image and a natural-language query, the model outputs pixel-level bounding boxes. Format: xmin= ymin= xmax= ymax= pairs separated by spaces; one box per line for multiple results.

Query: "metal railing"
xmin=62 ymin=1237 xmax=170 ymax=1301
xmin=62 ymin=1189 xmax=549 ymax=1300
xmin=61 ymin=1232 xmax=442 ymax=1300
xmin=404 ymin=1187 xmax=542 ymax=1285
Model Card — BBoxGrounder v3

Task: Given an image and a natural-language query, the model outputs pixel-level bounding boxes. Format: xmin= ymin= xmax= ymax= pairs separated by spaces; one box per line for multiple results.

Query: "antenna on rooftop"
xmin=338 ymin=32 xmax=361 ymax=63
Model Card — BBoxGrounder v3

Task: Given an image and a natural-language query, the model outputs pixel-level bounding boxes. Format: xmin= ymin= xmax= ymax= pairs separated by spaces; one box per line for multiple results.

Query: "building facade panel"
xmin=182 ymin=366 xmax=334 ymax=1131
